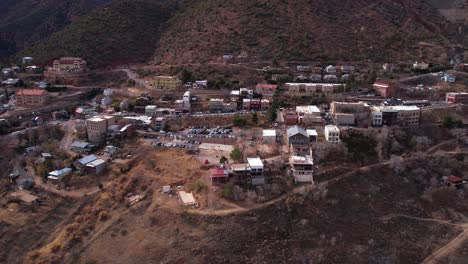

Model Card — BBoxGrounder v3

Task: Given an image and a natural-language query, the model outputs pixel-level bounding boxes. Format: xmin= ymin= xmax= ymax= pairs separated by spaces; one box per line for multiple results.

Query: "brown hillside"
xmin=153 ymin=0 xmax=450 ymax=64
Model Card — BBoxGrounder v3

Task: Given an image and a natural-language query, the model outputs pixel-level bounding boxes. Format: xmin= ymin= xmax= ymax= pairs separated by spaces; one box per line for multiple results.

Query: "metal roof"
xmin=287 ymin=125 xmax=308 ymax=138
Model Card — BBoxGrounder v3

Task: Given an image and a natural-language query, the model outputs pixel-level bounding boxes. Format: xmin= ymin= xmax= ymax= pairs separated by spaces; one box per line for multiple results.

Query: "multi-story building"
xmin=255 ymin=83 xmax=278 ymax=99
xmin=287 ymin=125 xmax=310 ymax=146
xmin=183 ymin=91 xmax=191 ymax=112
xmin=15 ymin=89 xmax=49 ymax=106
xmin=375 ymin=106 xmax=420 ymax=126
xmin=296 ymin=105 xmax=322 ymax=126
xmin=290 ymin=152 xmax=314 ymax=184
xmin=151 ymin=117 xmax=166 ymax=131
xmin=330 ymin=102 xmax=370 ymax=126
xmin=371 ymin=109 xmax=383 ymax=127
xmin=145 ymin=105 xmax=158 ymax=116
xmin=86 ymin=115 xmax=116 ymax=144
xmin=242 ymin=99 xmax=269 ymax=111
xmin=174 ymin=100 xmax=184 ymax=112
xmin=325 ymin=125 xmax=340 ymax=144
xmin=247 ymin=157 xmax=265 ymax=185
xmin=280 ymin=109 xmax=298 ymax=125
xmin=52 ymin=57 xmax=87 ymax=72
xmin=393 ymin=106 xmax=420 ymax=126
xmin=446 ymin=92 xmax=468 ymax=104
xmin=209 ymin=99 xmax=237 ymax=113
xmin=86 ymin=117 xmax=108 ymax=144
xmin=209 ymin=99 xmax=224 ymax=113
xmin=153 ymin=76 xmax=182 ymax=89
xmin=284 ymin=83 xmax=342 ymax=97
xmin=373 ymin=81 xmax=394 ymax=98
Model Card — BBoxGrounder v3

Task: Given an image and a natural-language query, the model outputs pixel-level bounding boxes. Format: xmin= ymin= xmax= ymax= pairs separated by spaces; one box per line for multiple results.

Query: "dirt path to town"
xmin=27 ymin=166 xmax=100 ymax=199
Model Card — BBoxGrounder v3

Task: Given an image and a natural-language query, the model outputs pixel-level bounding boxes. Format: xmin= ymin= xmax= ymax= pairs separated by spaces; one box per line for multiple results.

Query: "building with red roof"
xmin=15 ymin=89 xmax=49 ymax=106
xmin=210 ymin=166 xmax=229 ymax=184
xmin=255 ymin=83 xmax=278 ymax=98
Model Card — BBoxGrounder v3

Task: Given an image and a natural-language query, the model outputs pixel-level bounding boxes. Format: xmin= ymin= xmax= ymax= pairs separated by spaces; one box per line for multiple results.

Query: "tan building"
xmin=52 ymin=57 xmax=87 ymax=72
xmin=86 ymin=116 xmax=115 ymax=144
xmin=392 ymin=106 xmax=420 ymax=126
xmin=284 ymin=83 xmax=342 ymax=97
xmin=330 ymin=102 xmax=370 ymax=126
xmin=15 ymin=89 xmax=49 ymax=106
xmin=153 ymin=76 xmax=182 ymax=89
xmin=296 ymin=105 xmax=322 ymax=126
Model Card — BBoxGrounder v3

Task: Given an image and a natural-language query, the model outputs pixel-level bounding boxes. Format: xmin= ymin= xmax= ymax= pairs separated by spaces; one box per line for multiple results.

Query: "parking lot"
xmin=185 ymin=126 xmax=234 ymax=139
xmin=151 ymin=139 xmax=201 ymax=149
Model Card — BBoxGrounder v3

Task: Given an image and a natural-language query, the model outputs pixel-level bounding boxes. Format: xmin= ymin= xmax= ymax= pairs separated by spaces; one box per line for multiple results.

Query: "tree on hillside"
xmin=252 ymin=112 xmax=259 ymax=125
xmin=230 ymin=148 xmax=242 ymax=161
xmin=219 ymin=156 xmax=228 ymax=164
xmin=233 ymin=115 xmax=247 ymax=127
xmin=179 ymin=69 xmax=193 ymax=83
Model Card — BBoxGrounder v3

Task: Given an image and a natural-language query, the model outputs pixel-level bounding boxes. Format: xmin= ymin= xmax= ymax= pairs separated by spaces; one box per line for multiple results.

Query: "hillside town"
xmin=1 ymin=53 xmax=468 ymax=263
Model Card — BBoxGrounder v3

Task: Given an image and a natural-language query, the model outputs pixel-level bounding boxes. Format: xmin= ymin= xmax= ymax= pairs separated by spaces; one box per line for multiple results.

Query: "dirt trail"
xmin=27 ymin=165 xmax=100 ymax=199
xmin=421 ymin=226 xmax=468 ymax=264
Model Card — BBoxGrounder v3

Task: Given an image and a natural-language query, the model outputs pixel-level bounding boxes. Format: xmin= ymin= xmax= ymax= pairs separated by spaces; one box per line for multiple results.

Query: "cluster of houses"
xmin=209 ymin=157 xmax=266 ymax=186
xmin=278 ymin=100 xmax=423 ymax=128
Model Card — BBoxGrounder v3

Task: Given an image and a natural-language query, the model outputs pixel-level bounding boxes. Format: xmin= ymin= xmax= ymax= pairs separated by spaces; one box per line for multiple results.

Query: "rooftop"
xmin=388 ymin=105 xmax=420 ymax=111
xmin=87 ymin=116 xmax=105 ymax=122
xmin=230 ymin=163 xmax=250 ymax=172
xmin=263 ymin=129 xmax=276 ymax=137
xmin=290 ymin=155 xmax=314 ymax=165
xmin=247 ymin=157 xmax=264 ymax=169
xmin=71 ymin=141 xmax=92 ymax=149
xmin=287 ymin=125 xmax=308 ymax=138
xmin=210 ymin=167 xmax=229 ymax=177
xmin=16 ymin=89 xmax=47 ymax=96
xmin=86 ymin=159 xmax=106 ymax=168
xmin=306 ymin=129 xmax=318 ymax=137
xmin=78 ymin=155 xmax=97 ymax=165
xmin=296 ymin=105 xmax=320 ymax=114
xmin=325 ymin=125 xmax=339 ymax=132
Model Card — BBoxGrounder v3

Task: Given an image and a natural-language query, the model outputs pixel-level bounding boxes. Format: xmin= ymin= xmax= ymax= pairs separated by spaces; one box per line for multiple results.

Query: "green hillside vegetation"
xmin=0 ymin=0 xmax=112 ymax=60
xmin=17 ymin=0 xmax=178 ymax=67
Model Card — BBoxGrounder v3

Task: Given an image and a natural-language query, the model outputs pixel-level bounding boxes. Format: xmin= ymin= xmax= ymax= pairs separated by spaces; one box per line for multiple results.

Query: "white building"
xmin=247 ymin=157 xmax=264 ymax=185
xmin=413 ymin=61 xmax=429 ymax=70
xmin=183 ymin=91 xmax=191 ymax=112
xmin=325 ymin=65 xmax=337 ymax=74
xmin=306 ymin=129 xmax=318 ymax=143
xmin=290 ymin=154 xmax=314 ymax=184
xmin=48 ymin=168 xmax=72 ymax=181
xmin=145 ymin=105 xmax=158 ymax=116
xmin=325 ymin=125 xmax=340 ymax=144
xmin=262 ymin=129 xmax=277 ymax=143
xmin=371 ymin=110 xmax=383 ymax=127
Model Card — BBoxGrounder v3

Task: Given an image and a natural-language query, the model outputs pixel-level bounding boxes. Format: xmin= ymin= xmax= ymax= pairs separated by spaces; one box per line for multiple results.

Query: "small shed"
xmin=10 ymin=190 xmax=39 ymax=205
xmin=178 ymin=191 xmax=197 ymax=206
xmin=86 ymin=159 xmax=107 ymax=175
xmin=263 ymin=129 xmax=277 ymax=144
xmin=48 ymin=168 xmax=72 ymax=181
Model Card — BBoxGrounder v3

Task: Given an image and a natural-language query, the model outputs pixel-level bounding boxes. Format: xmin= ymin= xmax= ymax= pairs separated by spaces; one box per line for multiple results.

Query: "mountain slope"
xmin=17 ymin=0 xmax=179 ymax=67
xmin=14 ymin=0 xmax=456 ymax=67
xmin=0 ymin=0 xmax=112 ymax=61
xmin=153 ymin=0 xmax=450 ymax=64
